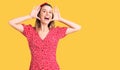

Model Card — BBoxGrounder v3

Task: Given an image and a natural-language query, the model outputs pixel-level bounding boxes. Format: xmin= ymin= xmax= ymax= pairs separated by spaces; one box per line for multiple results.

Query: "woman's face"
xmin=39 ymin=5 xmax=53 ymax=24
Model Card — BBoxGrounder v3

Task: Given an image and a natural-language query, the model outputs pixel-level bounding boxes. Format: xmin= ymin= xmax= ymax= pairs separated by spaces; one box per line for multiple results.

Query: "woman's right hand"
xmin=30 ymin=5 xmax=41 ymax=20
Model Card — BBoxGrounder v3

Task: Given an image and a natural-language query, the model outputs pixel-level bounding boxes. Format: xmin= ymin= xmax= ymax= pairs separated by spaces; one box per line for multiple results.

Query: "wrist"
xmin=28 ymin=15 xmax=33 ymax=19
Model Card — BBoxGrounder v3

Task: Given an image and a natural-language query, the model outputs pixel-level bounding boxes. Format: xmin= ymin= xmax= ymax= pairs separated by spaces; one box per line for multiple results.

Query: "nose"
xmin=46 ymin=11 xmax=50 ymax=16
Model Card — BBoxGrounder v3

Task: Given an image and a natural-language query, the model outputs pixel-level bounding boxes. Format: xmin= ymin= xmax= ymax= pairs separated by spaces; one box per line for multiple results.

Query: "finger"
xmin=53 ymin=7 xmax=58 ymax=15
xmin=51 ymin=19 xmax=54 ymax=21
xmin=53 ymin=8 xmax=57 ymax=16
xmin=55 ymin=7 xmax=61 ymax=16
xmin=55 ymin=7 xmax=60 ymax=14
xmin=56 ymin=7 xmax=60 ymax=13
xmin=37 ymin=6 xmax=41 ymax=11
xmin=34 ymin=5 xmax=40 ymax=10
xmin=52 ymin=17 xmax=56 ymax=21
xmin=53 ymin=7 xmax=56 ymax=13
xmin=54 ymin=6 xmax=58 ymax=12
xmin=36 ymin=17 xmax=41 ymax=20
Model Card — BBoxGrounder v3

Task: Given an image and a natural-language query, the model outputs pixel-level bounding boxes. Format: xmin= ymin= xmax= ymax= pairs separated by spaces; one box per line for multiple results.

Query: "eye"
xmin=42 ymin=10 xmax=46 ymax=13
xmin=49 ymin=11 xmax=52 ymax=14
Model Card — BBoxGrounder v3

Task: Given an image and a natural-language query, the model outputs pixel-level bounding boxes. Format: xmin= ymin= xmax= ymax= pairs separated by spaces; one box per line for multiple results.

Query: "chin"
xmin=43 ymin=21 xmax=50 ymax=25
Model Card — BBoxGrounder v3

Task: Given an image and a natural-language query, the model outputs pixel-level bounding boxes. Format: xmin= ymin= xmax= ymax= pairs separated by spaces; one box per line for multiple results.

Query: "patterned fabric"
xmin=22 ymin=24 xmax=67 ymax=70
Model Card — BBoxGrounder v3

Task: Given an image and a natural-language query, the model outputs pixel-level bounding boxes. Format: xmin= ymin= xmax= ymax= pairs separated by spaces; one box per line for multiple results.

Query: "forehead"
xmin=41 ymin=5 xmax=52 ymax=11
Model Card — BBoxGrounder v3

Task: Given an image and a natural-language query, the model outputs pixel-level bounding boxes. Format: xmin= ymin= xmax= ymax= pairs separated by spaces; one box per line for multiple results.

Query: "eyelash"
xmin=49 ymin=12 xmax=52 ymax=14
xmin=43 ymin=10 xmax=46 ymax=12
xmin=42 ymin=10 xmax=52 ymax=14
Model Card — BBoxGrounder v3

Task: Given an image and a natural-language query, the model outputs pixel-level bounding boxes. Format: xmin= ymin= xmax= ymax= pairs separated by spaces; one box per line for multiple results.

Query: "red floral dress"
xmin=22 ymin=24 xmax=67 ymax=70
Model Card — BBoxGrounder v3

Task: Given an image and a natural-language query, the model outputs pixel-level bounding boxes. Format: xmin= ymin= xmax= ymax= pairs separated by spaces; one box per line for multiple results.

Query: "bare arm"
xmin=8 ymin=5 xmax=40 ymax=32
xmin=53 ymin=7 xmax=81 ymax=34
xmin=58 ymin=18 xmax=81 ymax=34
xmin=9 ymin=15 xmax=32 ymax=32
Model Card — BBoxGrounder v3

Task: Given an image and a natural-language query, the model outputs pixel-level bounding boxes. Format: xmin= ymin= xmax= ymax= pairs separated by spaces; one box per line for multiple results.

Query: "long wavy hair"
xmin=35 ymin=3 xmax=55 ymax=30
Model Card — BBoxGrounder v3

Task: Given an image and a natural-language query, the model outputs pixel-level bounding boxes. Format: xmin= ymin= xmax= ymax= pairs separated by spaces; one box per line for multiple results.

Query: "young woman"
xmin=9 ymin=3 xmax=81 ymax=70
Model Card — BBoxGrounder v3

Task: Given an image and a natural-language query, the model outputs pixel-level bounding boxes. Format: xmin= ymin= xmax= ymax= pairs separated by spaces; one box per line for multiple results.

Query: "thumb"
xmin=36 ymin=17 xmax=41 ymax=20
xmin=51 ymin=18 xmax=55 ymax=21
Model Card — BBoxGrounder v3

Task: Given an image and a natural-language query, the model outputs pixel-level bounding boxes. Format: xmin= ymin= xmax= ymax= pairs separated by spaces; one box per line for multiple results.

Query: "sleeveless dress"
xmin=22 ymin=24 xmax=67 ymax=70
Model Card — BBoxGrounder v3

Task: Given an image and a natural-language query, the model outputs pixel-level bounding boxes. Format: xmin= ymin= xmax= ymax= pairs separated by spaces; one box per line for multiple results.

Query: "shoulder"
xmin=22 ymin=24 xmax=32 ymax=28
xmin=52 ymin=26 xmax=67 ymax=30
xmin=22 ymin=24 xmax=35 ymax=30
xmin=51 ymin=26 xmax=68 ymax=39
xmin=22 ymin=24 xmax=35 ymax=35
xmin=51 ymin=26 xmax=67 ymax=35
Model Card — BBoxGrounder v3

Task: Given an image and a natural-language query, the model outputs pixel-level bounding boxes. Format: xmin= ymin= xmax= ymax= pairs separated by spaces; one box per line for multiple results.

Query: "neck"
xmin=38 ymin=23 xmax=49 ymax=32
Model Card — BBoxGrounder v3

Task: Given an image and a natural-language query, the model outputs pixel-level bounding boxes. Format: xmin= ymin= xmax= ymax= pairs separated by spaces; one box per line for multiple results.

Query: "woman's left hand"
xmin=52 ymin=7 xmax=62 ymax=21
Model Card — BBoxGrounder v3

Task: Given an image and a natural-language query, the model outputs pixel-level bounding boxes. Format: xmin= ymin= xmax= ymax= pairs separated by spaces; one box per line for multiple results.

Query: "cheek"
xmin=40 ymin=13 xmax=44 ymax=18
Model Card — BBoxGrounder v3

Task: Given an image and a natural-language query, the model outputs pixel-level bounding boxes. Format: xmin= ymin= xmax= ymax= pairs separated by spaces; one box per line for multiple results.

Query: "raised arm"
xmin=8 ymin=5 xmax=40 ymax=32
xmin=53 ymin=7 xmax=81 ymax=34
xmin=58 ymin=18 xmax=81 ymax=34
xmin=9 ymin=15 xmax=32 ymax=32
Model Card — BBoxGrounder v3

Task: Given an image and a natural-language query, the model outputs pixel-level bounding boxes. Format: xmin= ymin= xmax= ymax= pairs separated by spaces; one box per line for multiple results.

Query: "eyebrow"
xmin=42 ymin=8 xmax=52 ymax=11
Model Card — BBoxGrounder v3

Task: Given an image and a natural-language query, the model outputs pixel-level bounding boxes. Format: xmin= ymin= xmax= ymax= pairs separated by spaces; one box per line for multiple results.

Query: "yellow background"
xmin=0 ymin=0 xmax=120 ymax=70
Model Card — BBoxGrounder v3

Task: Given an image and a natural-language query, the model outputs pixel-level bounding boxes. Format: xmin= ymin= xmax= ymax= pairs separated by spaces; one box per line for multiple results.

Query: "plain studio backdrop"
xmin=0 ymin=0 xmax=120 ymax=70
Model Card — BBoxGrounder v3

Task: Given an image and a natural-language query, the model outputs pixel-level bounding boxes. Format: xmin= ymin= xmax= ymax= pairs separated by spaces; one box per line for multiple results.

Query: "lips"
xmin=44 ymin=17 xmax=49 ymax=20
